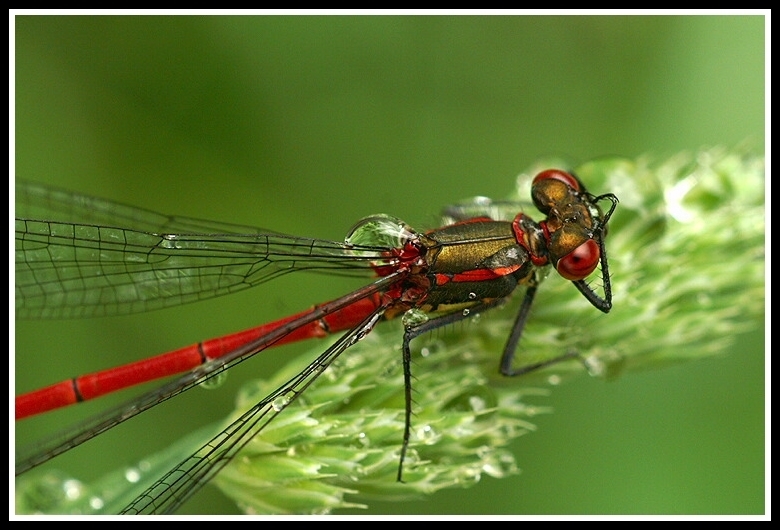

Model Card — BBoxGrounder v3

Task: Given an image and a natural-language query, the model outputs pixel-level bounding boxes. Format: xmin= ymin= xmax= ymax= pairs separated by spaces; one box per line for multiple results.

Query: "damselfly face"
xmin=530 ymin=169 xmax=615 ymax=280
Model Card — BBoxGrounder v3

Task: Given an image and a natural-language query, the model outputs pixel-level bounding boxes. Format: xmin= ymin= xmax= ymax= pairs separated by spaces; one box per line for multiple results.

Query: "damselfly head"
xmin=531 ymin=169 xmax=618 ymax=313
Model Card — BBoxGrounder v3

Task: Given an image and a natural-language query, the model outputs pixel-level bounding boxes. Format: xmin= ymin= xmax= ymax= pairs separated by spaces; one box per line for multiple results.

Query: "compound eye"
xmin=555 ymin=239 xmax=600 ymax=280
xmin=533 ymin=169 xmax=582 ymax=192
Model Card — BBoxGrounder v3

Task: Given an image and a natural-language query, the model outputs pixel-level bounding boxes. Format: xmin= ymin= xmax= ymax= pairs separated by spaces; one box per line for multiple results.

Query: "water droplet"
xmin=200 ymin=369 xmax=228 ymax=390
xmin=350 ymin=314 xmax=381 ymax=345
xmin=468 ymin=395 xmax=487 ymax=412
xmin=124 ymin=467 xmax=141 ymax=483
xmin=454 ymin=466 xmax=481 ymax=485
xmin=415 ymin=424 xmax=438 ymax=444
xmin=402 ymin=308 xmax=429 ymax=328
xmin=583 ymin=355 xmax=606 ymax=377
xmin=482 ymin=452 xmax=519 ymax=478
xmin=468 ymin=291 xmax=478 ymax=300
xmin=272 ymin=392 xmax=293 ymax=411
xmin=462 ymin=308 xmax=470 ymax=317
xmin=344 ymin=214 xmax=416 ymax=249
xmin=62 ymin=479 xmax=82 ymax=500
xmin=16 ymin=471 xmax=83 ymax=513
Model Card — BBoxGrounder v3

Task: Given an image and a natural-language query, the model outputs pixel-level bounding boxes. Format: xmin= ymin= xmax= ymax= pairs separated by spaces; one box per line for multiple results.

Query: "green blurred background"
xmin=14 ymin=15 xmax=765 ymax=515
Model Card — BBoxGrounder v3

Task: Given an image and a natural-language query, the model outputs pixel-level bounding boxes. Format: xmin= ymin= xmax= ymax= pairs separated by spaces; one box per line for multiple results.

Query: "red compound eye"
xmin=533 ymin=169 xmax=582 ymax=192
xmin=555 ymin=239 xmax=599 ymax=280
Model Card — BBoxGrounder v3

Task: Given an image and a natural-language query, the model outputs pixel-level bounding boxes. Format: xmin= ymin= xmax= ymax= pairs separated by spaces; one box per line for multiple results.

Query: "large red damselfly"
xmin=15 ymin=169 xmax=618 ymax=514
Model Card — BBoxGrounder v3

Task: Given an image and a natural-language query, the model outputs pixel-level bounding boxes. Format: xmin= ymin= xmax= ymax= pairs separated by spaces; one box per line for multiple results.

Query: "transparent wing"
xmin=16 ymin=181 xmax=390 ymax=318
xmin=441 ymin=196 xmax=533 ymax=223
xmin=15 ymin=273 xmax=401 ymax=475
xmin=121 ymin=308 xmax=385 ymax=514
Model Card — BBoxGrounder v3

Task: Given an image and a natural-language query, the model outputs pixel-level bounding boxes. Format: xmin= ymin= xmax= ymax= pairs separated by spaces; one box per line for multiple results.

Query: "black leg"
xmin=500 ymin=284 xmax=585 ymax=376
xmin=396 ymin=298 xmax=506 ymax=481
xmin=499 ymin=285 xmax=583 ymax=376
xmin=499 ymin=284 xmax=537 ymax=375
xmin=395 ymin=285 xmax=586 ymax=480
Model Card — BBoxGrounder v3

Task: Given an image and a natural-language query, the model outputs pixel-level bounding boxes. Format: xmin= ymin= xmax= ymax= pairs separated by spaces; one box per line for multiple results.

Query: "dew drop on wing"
xmin=199 ymin=369 xmax=228 ymax=390
xmin=344 ymin=214 xmax=415 ymax=249
xmin=271 ymin=392 xmax=294 ymax=412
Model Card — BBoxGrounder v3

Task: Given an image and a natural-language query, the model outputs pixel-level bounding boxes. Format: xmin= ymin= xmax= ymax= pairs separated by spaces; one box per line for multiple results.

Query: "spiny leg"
xmin=500 ymin=284 xmax=583 ymax=376
xmin=396 ymin=298 xmax=506 ymax=481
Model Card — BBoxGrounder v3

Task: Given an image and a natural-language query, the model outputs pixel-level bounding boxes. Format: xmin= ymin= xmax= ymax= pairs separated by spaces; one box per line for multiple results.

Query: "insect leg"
xmin=396 ymin=299 xmax=506 ymax=481
xmin=500 ymin=285 xmax=582 ymax=376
